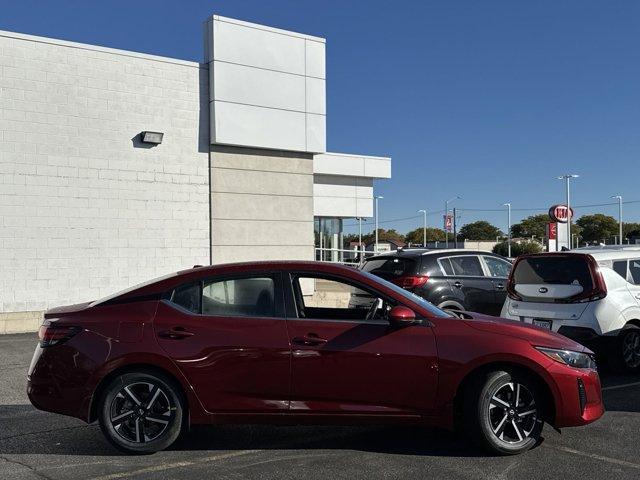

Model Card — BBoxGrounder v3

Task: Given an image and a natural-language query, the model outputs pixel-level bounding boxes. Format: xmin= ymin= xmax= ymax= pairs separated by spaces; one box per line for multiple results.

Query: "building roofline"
xmin=0 ymin=29 xmax=203 ymax=68
xmin=207 ymin=15 xmax=326 ymax=43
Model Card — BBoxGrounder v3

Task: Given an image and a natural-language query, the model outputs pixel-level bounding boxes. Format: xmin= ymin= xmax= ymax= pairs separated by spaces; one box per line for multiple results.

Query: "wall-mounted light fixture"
xmin=140 ymin=131 xmax=164 ymax=145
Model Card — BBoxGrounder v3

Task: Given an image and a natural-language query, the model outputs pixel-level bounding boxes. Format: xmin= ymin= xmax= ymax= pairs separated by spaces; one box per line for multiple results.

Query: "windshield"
xmin=513 ymin=256 xmax=593 ymax=289
xmin=90 ymin=271 xmax=178 ymax=307
xmin=359 ymin=270 xmax=454 ymax=317
xmin=361 ymin=256 xmax=418 ymax=278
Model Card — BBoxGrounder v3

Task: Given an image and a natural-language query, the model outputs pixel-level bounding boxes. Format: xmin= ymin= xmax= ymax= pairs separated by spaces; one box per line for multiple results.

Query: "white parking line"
xmin=601 ymin=381 xmax=640 ymax=391
xmin=88 ymin=450 xmax=259 ymax=480
xmin=544 ymin=445 xmax=640 ymax=471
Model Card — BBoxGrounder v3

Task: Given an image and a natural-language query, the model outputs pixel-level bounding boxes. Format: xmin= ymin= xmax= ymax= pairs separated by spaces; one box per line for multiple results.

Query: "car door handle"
xmin=292 ymin=334 xmax=328 ymax=346
xmin=158 ymin=327 xmax=194 ymax=340
xmin=495 ymin=283 xmax=504 ymax=290
xmin=453 ymin=281 xmax=463 ymax=288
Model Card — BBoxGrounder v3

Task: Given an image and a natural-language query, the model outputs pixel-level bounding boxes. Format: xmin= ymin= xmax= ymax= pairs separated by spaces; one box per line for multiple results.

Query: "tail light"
xmin=565 ymin=256 xmax=607 ymax=303
xmin=506 ymin=263 xmax=522 ymax=300
xmin=38 ymin=321 xmax=81 ymax=347
xmin=400 ymin=275 xmax=429 ymax=289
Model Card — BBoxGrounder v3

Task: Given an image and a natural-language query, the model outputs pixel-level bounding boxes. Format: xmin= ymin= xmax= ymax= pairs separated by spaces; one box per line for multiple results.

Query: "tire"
xmin=464 ymin=370 xmax=544 ymax=455
xmin=98 ymin=372 xmax=184 ymax=454
xmin=619 ymin=327 xmax=640 ymax=373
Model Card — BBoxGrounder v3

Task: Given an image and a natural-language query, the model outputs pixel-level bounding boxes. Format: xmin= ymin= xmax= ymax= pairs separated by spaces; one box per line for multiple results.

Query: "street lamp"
xmin=374 ymin=195 xmax=383 ymax=253
xmin=417 ymin=209 xmax=427 ymax=247
xmin=503 ymin=203 xmax=511 ymax=258
xmin=558 ymin=174 xmax=579 ymax=249
xmin=611 ymin=195 xmax=623 ymax=246
xmin=445 ymin=196 xmax=461 ymax=248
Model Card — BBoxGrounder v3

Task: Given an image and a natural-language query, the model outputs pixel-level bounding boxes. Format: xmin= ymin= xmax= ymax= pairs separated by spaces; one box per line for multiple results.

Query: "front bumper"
xmin=548 ymin=361 xmax=604 ymax=428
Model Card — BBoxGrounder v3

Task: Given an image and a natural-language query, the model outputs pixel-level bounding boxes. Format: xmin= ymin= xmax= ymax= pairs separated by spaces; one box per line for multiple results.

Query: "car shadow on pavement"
xmin=0 ymin=404 xmax=490 ymax=458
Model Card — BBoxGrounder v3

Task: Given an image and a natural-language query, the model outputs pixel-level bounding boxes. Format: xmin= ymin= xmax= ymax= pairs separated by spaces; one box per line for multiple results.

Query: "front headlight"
xmin=536 ymin=347 xmax=597 ymax=370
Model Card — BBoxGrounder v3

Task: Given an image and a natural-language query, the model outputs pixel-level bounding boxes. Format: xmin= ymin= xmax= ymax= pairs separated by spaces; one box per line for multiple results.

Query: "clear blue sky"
xmin=3 ymin=0 xmax=640 ymax=236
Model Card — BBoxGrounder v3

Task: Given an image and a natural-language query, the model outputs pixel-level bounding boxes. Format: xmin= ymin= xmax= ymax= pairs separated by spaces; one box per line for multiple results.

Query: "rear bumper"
xmin=548 ymin=362 xmax=604 ymax=428
xmin=27 ymin=342 xmax=93 ymax=422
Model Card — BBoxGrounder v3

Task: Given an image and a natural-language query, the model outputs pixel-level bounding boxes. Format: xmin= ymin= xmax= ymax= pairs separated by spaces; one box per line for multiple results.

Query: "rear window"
xmin=362 ymin=257 xmax=418 ymax=278
xmin=513 ymin=256 xmax=593 ymax=290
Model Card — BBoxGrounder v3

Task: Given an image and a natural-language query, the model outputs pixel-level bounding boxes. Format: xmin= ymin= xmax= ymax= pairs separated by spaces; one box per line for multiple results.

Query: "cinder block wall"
xmin=210 ymin=145 xmax=314 ymax=263
xmin=0 ymin=32 xmax=210 ymax=324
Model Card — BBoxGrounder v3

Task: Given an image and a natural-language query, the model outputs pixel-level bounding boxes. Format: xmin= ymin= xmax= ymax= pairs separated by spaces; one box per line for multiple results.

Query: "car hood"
xmin=460 ymin=312 xmax=589 ymax=353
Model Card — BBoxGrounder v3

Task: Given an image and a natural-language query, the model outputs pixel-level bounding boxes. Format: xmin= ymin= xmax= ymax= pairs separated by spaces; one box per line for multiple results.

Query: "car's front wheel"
xmin=98 ymin=371 xmax=184 ymax=454
xmin=464 ymin=370 xmax=544 ymax=455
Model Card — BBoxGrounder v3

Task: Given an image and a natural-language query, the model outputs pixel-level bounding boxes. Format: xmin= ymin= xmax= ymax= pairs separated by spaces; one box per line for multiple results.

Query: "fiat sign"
xmin=549 ymin=204 xmax=574 ymax=223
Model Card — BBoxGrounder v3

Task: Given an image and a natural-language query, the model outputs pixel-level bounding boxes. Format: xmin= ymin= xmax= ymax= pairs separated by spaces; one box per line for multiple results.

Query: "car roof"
xmin=551 ymin=246 xmax=640 ymax=262
xmin=100 ymin=261 xmax=362 ymax=303
xmin=364 ymin=249 xmax=500 ymax=259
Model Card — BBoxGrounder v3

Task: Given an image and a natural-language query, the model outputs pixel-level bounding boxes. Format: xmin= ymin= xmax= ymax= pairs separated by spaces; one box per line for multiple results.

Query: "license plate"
xmin=533 ymin=319 xmax=552 ymax=330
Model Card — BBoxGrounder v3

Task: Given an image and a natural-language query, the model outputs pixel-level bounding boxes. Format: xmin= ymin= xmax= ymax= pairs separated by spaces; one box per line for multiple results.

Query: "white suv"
xmin=501 ymin=246 xmax=640 ymax=371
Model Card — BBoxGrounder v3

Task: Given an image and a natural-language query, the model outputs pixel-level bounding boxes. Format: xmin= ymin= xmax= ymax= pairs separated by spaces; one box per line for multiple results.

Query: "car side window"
xmin=202 ymin=277 xmax=275 ymax=317
xmin=612 ymin=260 xmax=628 ymax=280
xmin=439 ymin=257 xmax=454 ymax=275
xmin=449 ymin=256 xmax=484 ymax=277
xmin=484 ymin=256 xmax=511 ymax=278
xmin=292 ymin=275 xmax=392 ymax=322
xmin=628 ymin=260 xmax=640 ymax=285
xmin=170 ymin=283 xmax=200 ymax=314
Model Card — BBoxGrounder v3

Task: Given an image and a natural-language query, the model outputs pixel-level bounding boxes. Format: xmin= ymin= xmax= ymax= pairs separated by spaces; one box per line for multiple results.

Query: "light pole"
xmin=503 ymin=203 xmax=511 ymax=258
xmin=374 ymin=195 xmax=383 ymax=253
xmin=418 ymin=209 xmax=427 ymax=247
xmin=558 ymin=174 xmax=579 ymax=249
xmin=611 ymin=195 xmax=623 ymax=246
xmin=445 ymin=196 xmax=461 ymax=248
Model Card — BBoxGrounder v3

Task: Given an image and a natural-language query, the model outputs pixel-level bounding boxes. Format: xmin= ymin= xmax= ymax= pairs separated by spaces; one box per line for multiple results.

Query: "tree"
xmin=493 ymin=240 xmax=543 ymax=258
xmin=575 ymin=214 xmax=619 ymax=243
xmin=344 ymin=228 xmax=405 ymax=248
xmin=405 ymin=227 xmax=445 ymax=245
xmin=623 ymin=222 xmax=640 ymax=240
xmin=510 ymin=214 xmax=550 ymax=239
xmin=459 ymin=221 xmax=502 ymax=241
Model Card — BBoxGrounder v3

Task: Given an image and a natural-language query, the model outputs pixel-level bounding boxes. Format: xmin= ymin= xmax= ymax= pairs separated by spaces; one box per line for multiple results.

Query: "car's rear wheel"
xmin=98 ymin=372 xmax=184 ymax=454
xmin=619 ymin=327 xmax=640 ymax=372
xmin=464 ymin=370 xmax=544 ymax=455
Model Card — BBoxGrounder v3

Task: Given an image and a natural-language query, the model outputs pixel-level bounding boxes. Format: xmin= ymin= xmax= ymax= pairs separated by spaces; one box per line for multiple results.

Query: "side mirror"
xmin=389 ymin=305 xmax=417 ymax=326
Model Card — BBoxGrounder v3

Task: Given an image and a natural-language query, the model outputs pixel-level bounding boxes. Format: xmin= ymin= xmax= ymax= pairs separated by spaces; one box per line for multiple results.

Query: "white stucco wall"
xmin=0 ymin=31 xmax=210 ymax=314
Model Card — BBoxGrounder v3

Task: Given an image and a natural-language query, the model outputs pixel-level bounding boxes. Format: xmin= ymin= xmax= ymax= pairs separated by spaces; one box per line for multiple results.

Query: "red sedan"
xmin=27 ymin=261 xmax=603 ymax=455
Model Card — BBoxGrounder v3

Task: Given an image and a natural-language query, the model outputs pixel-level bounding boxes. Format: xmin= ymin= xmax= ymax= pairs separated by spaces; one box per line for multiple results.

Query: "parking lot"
xmin=1 ymin=333 xmax=640 ymax=480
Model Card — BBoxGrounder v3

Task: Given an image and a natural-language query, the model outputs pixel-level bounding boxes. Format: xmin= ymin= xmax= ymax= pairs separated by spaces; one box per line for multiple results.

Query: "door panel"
xmin=483 ymin=256 xmax=511 ymax=315
xmin=153 ymin=275 xmax=290 ymax=413
xmin=286 ymin=274 xmax=438 ymax=415
xmin=447 ymin=256 xmax=495 ymax=314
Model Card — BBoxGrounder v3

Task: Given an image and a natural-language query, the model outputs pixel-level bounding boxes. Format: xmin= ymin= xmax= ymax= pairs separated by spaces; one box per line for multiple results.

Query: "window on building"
xmin=315 ymin=217 xmax=344 ymax=262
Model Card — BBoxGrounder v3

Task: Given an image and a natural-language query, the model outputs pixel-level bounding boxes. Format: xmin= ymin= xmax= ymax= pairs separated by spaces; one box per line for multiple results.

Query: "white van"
xmin=501 ymin=246 xmax=640 ymax=371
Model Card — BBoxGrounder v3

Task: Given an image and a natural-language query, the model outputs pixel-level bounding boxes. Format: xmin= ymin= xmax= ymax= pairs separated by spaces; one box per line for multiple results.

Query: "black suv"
xmin=357 ymin=249 xmax=512 ymax=316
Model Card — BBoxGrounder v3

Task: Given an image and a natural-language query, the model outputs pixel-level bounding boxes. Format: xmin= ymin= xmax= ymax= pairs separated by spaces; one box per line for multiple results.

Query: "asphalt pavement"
xmin=1 ymin=333 xmax=640 ymax=480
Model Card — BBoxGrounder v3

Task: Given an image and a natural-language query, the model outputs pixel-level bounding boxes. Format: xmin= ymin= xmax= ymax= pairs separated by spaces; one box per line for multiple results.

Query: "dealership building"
xmin=0 ymin=15 xmax=391 ymax=331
